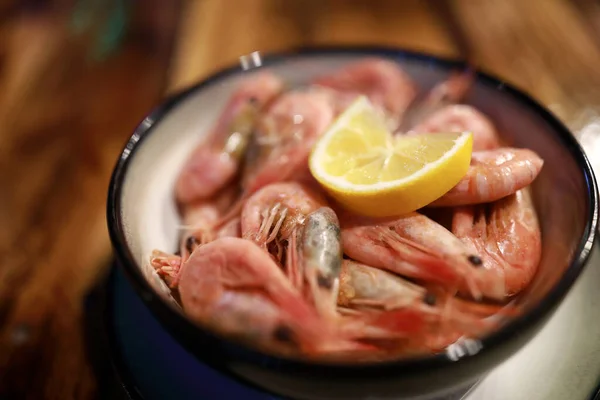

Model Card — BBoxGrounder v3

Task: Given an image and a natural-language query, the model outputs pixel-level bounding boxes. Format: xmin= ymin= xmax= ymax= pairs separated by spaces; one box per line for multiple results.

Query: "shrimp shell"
xmin=340 ymin=210 xmax=484 ymax=299
xmin=430 ymin=148 xmax=544 ymax=207
xmin=178 ymin=238 xmax=321 ymax=350
xmin=176 ymin=71 xmax=283 ymax=204
xmin=241 ymin=181 xmax=327 ymax=247
xmin=409 ymin=104 xmax=501 ymax=151
xmin=340 ymin=260 xmax=507 ymax=321
xmin=241 ymin=89 xmax=335 ymax=196
xmin=311 ymin=57 xmax=418 ymax=125
xmin=179 ymin=237 xmax=370 ymax=354
xmin=452 ymin=187 xmax=542 ymax=300
xmin=337 ymin=260 xmax=503 ymax=352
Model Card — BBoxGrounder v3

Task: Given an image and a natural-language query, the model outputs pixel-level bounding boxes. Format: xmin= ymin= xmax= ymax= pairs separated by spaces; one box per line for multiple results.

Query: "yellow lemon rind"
xmin=312 ymin=134 xmax=473 ymax=217
xmin=308 ymin=95 xmax=474 ymax=217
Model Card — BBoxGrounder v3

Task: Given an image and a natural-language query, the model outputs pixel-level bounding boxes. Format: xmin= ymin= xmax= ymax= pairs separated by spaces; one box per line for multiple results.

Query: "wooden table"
xmin=2 ymin=0 xmax=600 ymax=398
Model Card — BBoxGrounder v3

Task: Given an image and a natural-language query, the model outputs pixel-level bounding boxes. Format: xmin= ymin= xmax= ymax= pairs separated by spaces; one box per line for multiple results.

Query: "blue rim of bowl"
xmin=106 ymin=46 xmax=599 ymax=380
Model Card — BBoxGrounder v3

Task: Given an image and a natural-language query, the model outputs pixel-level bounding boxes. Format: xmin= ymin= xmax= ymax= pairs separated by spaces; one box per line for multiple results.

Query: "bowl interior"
xmin=116 ymin=51 xmax=595 ymax=355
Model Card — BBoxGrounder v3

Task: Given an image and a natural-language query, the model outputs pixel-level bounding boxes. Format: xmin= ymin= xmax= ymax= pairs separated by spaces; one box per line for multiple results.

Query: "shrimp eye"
xmin=273 ymin=325 xmax=297 ymax=345
xmin=185 ymin=236 xmax=200 ymax=254
xmin=317 ymin=274 xmax=333 ymax=289
xmin=468 ymin=255 xmax=483 ymax=267
xmin=423 ymin=292 xmax=437 ymax=306
xmin=248 ymin=96 xmax=259 ymax=105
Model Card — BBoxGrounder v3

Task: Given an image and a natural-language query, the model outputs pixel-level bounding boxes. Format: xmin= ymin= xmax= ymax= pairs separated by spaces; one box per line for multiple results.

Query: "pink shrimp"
xmin=211 ymin=89 xmax=336 ymax=227
xmin=241 ymin=182 xmax=343 ymax=320
xmin=175 ymin=71 xmax=284 ymax=205
xmin=311 ymin=57 xmax=418 ymax=126
xmin=451 ymin=187 xmax=542 ymax=300
xmin=337 ymin=260 xmax=502 ymax=347
xmin=339 ymin=210 xmax=485 ymax=299
xmin=177 ymin=237 xmax=367 ymax=354
xmin=241 ymin=89 xmax=335 ymax=195
xmin=408 ymin=105 xmax=501 ymax=151
xmin=430 ymin=148 xmax=544 ymax=207
xmin=338 ymin=260 xmax=503 ymax=317
xmin=241 ymin=181 xmax=327 ymax=258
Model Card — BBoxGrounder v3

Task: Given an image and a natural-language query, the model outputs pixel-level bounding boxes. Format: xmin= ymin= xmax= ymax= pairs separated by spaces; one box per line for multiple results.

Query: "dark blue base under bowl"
xmin=95 ymin=263 xmax=477 ymax=400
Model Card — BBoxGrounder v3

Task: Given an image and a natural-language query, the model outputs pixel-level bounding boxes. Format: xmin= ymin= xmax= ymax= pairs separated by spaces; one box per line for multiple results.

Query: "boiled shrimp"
xmin=177 ymin=237 xmax=366 ymax=354
xmin=339 ymin=260 xmax=504 ymax=333
xmin=175 ymin=71 xmax=284 ymax=204
xmin=241 ymin=181 xmax=327 ymax=265
xmin=178 ymin=237 xmax=322 ymax=351
xmin=311 ymin=57 xmax=418 ymax=127
xmin=213 ymin=89 xmax=336 ymax=227
xmin=336 ymin=259 xmax=511 ymax=354
xmin=241 ymin=89 xmax=335 ymax=195
xmin=240 ymin=182 xmax=343 ymax=320
xmin=430 ymin=148 xmax=544 ymax=207
xmin=408 ymin=105 xmax=501 ymax=151
xmin=451 ymin=187 xmax=542 ymax=300
xmin=340 ymin=210 xmax=485 ymax=299
xmin=336 ymin=260 xmax=496 ymax=352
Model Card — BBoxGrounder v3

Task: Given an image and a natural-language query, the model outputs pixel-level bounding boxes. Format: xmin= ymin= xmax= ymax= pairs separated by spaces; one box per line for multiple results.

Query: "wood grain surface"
xmin=1 ymin=0 xmax=599 ymax=399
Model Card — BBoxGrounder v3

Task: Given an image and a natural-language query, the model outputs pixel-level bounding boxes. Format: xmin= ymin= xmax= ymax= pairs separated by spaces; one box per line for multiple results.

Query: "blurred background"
xmin=2 ymin=0 xmax=600 ymax=398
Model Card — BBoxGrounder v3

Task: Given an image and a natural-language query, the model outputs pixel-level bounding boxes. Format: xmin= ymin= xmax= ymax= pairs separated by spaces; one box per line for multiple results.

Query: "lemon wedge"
xmin=309 ymin=96 xmax=473 ymax=217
